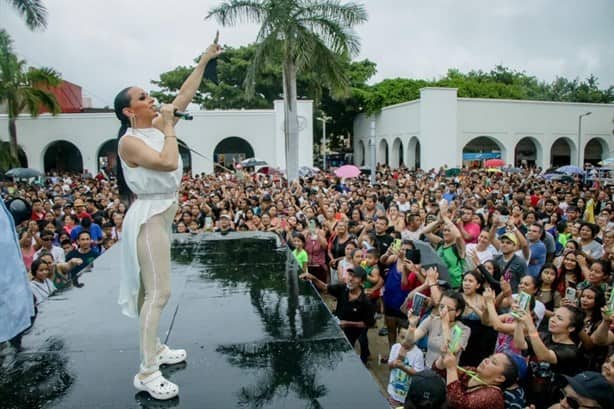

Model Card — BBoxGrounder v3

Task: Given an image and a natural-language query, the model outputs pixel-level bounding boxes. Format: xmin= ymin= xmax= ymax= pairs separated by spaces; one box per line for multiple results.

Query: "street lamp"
xmin=317 ymin=113 xmax=332 ymax=171
xmin=578 ymin=112 xmax=592 ymax=167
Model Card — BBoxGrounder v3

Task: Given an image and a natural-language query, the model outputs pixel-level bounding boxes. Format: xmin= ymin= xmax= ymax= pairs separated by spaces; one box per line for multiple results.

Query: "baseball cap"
xmin=220 ymin=214 xmax=231 ymax=220
xmin=404 ymin=369 xmax=446 ymax=409
xmin=500 ymin=232 xmax=518 ymax=246
xmin=347 ymin=266 xmax=367 ymax=281
xmin=563 ymin=371 xmax=614 ymax=409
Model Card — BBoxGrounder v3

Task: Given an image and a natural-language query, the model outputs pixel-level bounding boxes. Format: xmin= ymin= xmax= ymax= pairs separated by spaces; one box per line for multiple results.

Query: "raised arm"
xmin=168 ymin=42 xmax=222 ymax=124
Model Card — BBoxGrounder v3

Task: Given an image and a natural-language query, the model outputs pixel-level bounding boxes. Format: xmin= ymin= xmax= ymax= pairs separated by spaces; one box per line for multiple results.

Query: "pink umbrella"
xmin=484 ymin=159 xmax=505 ymax=168
xmin=335 ymin=165 xmax=361 ymax=178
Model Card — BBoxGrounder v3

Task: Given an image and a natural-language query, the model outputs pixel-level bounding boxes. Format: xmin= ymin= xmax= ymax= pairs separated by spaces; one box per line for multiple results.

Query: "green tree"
xmin=0 ymin=140 xmax=20 ymax=172
xmin=0 ymin=29 xmax=61 ymax=160
xmin=4 ymin=0 xmax=48 ymax=30
xmin=206 ymin=0 xmax=367 ymax=180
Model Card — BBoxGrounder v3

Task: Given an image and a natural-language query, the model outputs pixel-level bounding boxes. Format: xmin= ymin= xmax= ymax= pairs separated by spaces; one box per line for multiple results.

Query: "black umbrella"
xmin=5 ymin=167 xmax=44 ymax=178
xmin=412 ymin=240 xmax=451 ymax=283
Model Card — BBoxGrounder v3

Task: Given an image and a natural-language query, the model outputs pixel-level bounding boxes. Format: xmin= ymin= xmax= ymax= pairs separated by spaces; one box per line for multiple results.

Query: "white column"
xmin=419 ymin=88 xmax=458 ymax=169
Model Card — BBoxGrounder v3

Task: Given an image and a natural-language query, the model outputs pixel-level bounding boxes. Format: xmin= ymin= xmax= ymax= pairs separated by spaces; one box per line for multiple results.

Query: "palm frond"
xmin=7 ymin=0 xmax=48 ymax=30
xmin=297 ymin=0 xmax=367 ymax=28
xmin=296 ymin=15 xmax=360 ymax=56
xmin=30 ymin=87 xmax=60 ymax=114
xmin=206 ymin=0 xmax=265 ymax=26
xmin=26 ymin=66 xmax=62 ymax=87
xmin=245 ymin=32 xmax=281 ymax=98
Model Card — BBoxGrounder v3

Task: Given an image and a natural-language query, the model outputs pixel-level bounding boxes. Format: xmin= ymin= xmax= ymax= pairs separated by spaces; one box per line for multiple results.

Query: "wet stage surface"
xmin=1 ymin=233 xmax=388 ymax=409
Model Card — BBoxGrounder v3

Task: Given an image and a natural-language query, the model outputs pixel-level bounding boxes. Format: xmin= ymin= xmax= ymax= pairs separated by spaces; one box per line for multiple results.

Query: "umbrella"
xmin=257 ymin=166 xmax=282 ymax=175
xmin=542 ymin=173 xmax=564 ymax=181
xmin=484 ymin=159 xmax=505 ymax=168
xmin=486 ymin=168 xmax=502 ymax=173
xmin=241 ymin=157 xmax=267 ymax=167
xmin=557 ymin=165 xmax=584 ymax=175
xmin=5 ymin=167 xmax=44 ymax=178
xmin=334 ymin=164 xmax=361 ymax=178
xmin=298 ymin=166 xmax=319 ymax=178
xmin=445 ymin=168 xmax=461 ymax=177
xmin=412 ymin=240 xmax=451 ymax=283
xmin=504 ymin=167 xmax=523 ymax=174
xmin=598 ymin=157 xmax=614 ymax=167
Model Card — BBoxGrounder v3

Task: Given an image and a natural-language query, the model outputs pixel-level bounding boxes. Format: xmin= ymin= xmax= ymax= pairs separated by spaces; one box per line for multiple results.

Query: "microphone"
xmin=174 ymin=110 xmax=193 ymax=120
xmin=154 ymin=104 xmax=194 ymax=120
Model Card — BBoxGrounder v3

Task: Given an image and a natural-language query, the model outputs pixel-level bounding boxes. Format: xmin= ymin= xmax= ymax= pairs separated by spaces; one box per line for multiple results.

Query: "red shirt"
xmin=31 ymin=211 xmax=45 ymax=221
xmin=434 ymin=366 xmax=505 ymax=409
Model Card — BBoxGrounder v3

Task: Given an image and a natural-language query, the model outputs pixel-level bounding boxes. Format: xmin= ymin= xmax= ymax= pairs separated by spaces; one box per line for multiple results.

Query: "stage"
xmin=1 ymin=233 xmax=388 ymax=408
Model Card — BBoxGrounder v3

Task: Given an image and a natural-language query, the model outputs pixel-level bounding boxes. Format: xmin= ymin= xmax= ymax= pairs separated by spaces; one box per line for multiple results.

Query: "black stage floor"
xmin=1 ymin=233 xmax=388 ymax=409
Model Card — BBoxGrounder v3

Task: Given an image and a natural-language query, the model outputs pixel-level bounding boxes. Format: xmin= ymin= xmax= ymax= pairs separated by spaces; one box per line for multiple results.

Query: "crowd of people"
xmin=3 ymin=163 xmax=614 ymax=409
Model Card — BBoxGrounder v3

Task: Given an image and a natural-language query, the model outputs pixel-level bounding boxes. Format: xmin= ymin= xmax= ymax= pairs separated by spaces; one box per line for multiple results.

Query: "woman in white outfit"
xmin=114 ymin=41 xmax=221 ymax=400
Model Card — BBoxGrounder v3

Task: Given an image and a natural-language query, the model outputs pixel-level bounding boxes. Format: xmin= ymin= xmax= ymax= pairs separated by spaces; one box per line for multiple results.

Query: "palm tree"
xmin=207 ymin=0 xmax=367 ymax=180
xmin=0 ymin=29 xmax=61 ymax=161
xmin=4 ymin=0 xmax=48 ymax=30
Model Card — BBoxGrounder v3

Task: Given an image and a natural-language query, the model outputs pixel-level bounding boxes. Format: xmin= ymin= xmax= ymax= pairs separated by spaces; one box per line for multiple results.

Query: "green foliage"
xmin=5 ymin=0 xmax=48 ymax=30
xmin=0 ymin=140 xmax=20 ymax=172
xmin=0 ymin=29 xmax=62 ymax=160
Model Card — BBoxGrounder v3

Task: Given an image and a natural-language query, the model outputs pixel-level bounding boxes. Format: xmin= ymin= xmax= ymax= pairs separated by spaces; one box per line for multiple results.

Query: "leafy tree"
xmin=4 ymin=0 xmax=47 ymax=30
xmin=206 ymin=0 xmax=367 ymax=180
xmin=0 ymin=29 xmax=61 ymax=160
xmin=0 ymin=140 xmax=20 ymax=172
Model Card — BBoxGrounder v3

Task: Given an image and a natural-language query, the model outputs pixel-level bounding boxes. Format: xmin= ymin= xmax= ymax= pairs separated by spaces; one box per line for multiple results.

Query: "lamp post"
xmin=317 ymin=113 xmax=332 ymax=171
xmin=578 ymin=112 xmax=592 ymax=168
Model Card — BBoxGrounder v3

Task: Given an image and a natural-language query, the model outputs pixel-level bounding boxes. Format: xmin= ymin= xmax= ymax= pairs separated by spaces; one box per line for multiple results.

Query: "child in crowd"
xmin=386 ymin=328 xmax=425 ymax=407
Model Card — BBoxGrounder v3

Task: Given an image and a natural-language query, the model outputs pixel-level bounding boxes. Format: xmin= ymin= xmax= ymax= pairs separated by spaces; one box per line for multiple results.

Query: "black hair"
xmin=366 ymin=247 xmax=379 ymax=258
xmin=500 ymin=353 xmax=520 ymax=389
xmin=441 ymin=290 xmax=465 ymax=320
xmin=113 ymin=86 xmax=135 ymax=205
xmin=561 ymin=305 xmax=585 ymax=343
xmin=76 ymin=230 xmax=91 ymax=240
xmin=293 ymin=232 xmax=306 ymax=245
xmin=81 ymin=217 xmax=92 ymax=228
xmin=579 ymin=285 xmax=606 ymax=329
xmin=31 ymin=258 xmax=48 ymax=277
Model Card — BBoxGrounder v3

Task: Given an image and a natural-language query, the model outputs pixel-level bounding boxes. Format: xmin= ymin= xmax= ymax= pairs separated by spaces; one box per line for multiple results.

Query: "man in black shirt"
xmin=300 ymin=266 xmax=375 ymax=363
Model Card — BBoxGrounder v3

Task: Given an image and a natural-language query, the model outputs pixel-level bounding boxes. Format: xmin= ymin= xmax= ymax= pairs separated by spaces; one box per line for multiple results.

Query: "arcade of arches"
xmin=461 ymin=136 xmax=608 ymax=168
xmin=96 ymin=139 xmax=192 ymax=174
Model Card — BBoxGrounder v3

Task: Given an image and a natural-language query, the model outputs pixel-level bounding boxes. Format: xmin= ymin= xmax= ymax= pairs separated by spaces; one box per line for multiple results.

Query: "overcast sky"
xmin=2 ymin=0 xmax=613 ymax=107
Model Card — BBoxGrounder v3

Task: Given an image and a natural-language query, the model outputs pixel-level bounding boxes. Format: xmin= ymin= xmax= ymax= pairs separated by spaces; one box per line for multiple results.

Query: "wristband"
xmin=164 ymin=134 xmax=177 ymax=139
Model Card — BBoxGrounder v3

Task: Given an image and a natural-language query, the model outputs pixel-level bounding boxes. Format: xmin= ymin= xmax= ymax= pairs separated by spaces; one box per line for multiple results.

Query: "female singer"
xmin=114 ymin=40 xmax=221 ymax=400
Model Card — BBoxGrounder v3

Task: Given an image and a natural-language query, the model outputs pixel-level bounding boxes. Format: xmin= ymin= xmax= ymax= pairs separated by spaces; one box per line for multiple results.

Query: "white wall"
xmin=354 ymin=89 xmax=614 ymax=170
xmin=0 ymin=100 xmax=314 ymax=175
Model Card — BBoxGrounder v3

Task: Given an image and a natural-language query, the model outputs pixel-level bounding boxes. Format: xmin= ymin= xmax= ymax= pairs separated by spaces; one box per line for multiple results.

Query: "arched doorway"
xmin=514 ymin=137 xmax=542 ymax=168
xmin=377 ymin=139 xmax=389 ymax=166
xmin=462 ymin=136 xmax=504 ymax=168
xmin=391 ymin=138 xmax=403 ymax=168
xmin=356 ymin=140 xmax=366 ymax=166
xmin=44 ymin=140 xmax=83 ymax=173
xmin=407 ymin=137 xmax=421 ymax=170
xmin=550 ymin=138 xmax=576 ymax=167
xmin=213 ymin=137 xmax=255 ymax=172
xmin=178 ymin=139 xmax=192 ymax=173
xmin=584 ymin=138 xmax=608 ymax=166
xmin=97 ymin=139 xmax=117 ymax=173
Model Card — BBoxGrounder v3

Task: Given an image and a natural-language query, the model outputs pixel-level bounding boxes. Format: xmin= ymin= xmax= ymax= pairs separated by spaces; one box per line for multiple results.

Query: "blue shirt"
xmin=0 ymin=200 xmax=35 ymax=342
xmin=528 ymin=240 xmax=547 ymax=278
xmin=70 ymin=223 xmax=104 ymax=247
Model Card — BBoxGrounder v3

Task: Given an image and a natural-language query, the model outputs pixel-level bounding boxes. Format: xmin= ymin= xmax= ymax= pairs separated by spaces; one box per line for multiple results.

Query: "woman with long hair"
xmin=577 ymin=285 xmax=608 ymax=371
xmin=114 ymin=41 xmax=221 ymax=400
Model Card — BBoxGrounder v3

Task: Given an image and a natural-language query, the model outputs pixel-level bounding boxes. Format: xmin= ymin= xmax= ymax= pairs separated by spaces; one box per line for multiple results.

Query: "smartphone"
xmin=317 ymin=214 xmax=326 ymax=225
xmin=393 ymin=239 xmax=402 ymax=252
xmin=448 ymin=324 xmax=464 ymax=354
xmin=608 ymin=289 xmax=614 ymax=313
xmin=205 ymin=217 xmax=213 ymax=230
xmin=517 ymin=291 xmax=532 ymax=311
xmin=500 ymin=215 xmax=509 ymax=223
xmin=309 ymin=219 xmax=316 ymax=234
xmin=565 ymin=287 xmax=577 ymax=303
xmin=412 ymin=293 xmax=427 ymax=316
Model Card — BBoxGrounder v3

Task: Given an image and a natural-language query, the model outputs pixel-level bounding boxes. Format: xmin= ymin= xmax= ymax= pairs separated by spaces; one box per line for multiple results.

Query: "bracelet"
xmin=164 ymin=134 xmax=177 ymax=139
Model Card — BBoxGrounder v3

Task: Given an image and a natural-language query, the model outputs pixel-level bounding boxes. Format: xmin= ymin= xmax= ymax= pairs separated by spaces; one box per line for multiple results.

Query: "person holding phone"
xmin=114 ymin=38 xmax=221 ymax=400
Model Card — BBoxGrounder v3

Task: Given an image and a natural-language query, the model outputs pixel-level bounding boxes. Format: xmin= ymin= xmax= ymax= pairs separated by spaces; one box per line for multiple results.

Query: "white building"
xmin=353 ymin=88 xmax=614 ymax=170
xmin=0 ymin=100 xmax=313 ymax=175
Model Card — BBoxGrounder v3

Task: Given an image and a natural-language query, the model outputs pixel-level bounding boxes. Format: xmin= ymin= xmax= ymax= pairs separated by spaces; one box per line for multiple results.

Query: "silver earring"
xmin=129 ymin=115 xmax=136 ymax=129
